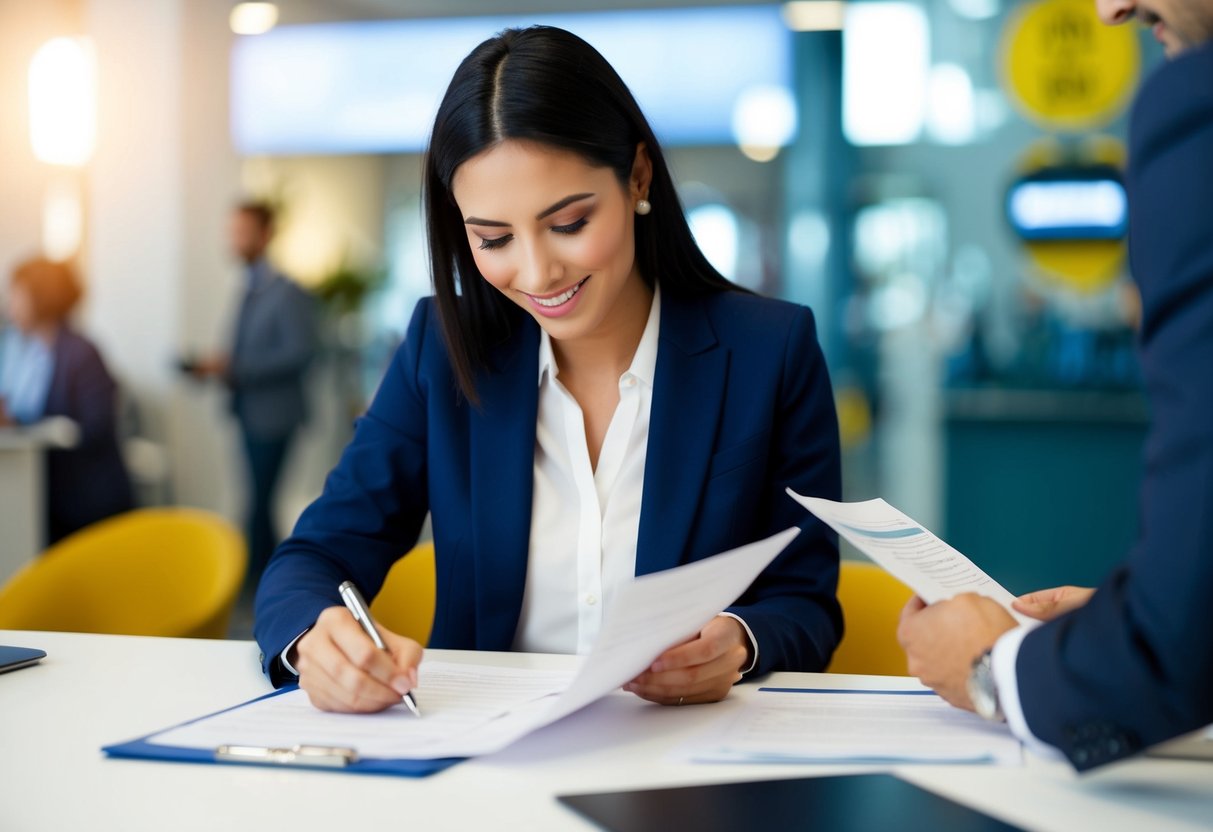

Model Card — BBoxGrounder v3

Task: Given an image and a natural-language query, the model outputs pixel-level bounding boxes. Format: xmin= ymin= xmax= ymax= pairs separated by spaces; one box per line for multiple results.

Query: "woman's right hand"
xmin=1012 ymin=585 xmax=1096 ymax=622
xmin=292 ymin=606 xmax=423 ymax=713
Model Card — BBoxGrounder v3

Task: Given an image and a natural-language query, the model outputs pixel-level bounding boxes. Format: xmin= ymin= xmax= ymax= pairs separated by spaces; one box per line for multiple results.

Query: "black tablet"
xmin=0 ymin=645 xmax=47 ymax=674
xmin=558 ymin=774 xmax=1023 ymax=832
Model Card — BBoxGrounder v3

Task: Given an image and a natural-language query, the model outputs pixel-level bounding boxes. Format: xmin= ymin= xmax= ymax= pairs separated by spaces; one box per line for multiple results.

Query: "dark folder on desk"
xmin=101 ymin=685 xmax=463 ymax=778
xmin=558 ymin=774 xmax=1024 ymax=832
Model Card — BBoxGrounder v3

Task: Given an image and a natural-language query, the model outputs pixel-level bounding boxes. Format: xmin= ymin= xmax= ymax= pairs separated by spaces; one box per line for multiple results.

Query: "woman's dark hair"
xmin=424 ymin=25 xmax=739 ymax=403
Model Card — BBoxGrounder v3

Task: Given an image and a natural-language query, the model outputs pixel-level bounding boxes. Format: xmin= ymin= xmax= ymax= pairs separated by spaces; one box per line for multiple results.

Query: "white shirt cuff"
xmin=279 ymin=629 xmax=309 ymax=677
xmin=717 ymin=612 xmax=759 ymax=676
xmin=991 ymin=623 xmax=1065 ymax=761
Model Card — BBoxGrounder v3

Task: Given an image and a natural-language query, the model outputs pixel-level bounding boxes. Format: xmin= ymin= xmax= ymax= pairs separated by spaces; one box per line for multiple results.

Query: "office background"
xmin=0 ymin=0 xmax=1159 ymax=603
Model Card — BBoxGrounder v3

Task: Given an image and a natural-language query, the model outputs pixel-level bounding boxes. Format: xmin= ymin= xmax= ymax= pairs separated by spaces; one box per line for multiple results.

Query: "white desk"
xmin=2 ymin=630 xmax=1210 ymax=832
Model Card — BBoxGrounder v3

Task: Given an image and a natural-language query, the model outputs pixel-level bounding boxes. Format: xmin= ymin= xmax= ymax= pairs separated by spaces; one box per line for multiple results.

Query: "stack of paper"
xmin=687 ymin=688 xmax=1022 ymax=765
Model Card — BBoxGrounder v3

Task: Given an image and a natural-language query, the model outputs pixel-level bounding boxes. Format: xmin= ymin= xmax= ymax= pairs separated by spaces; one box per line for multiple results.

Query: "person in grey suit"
xmin=193 ymin=202 xmax=316 ymax=591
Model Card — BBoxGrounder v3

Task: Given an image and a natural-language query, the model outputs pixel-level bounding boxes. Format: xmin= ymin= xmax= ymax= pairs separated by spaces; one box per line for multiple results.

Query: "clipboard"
xmin=101 ymin=685 xmax=463 ymax=778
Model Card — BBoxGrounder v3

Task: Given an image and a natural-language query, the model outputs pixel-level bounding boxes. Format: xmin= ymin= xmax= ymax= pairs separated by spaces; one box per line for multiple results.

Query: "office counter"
xmin=0 ymin=420 xmax=77 ymax=584
xmin=0 ymin=429 xmax=50 ymax=584
xmin=944 ymin=388 xmax=1148 ymax=593
xmin=2 ymin=630 xmax=1210 ymax=831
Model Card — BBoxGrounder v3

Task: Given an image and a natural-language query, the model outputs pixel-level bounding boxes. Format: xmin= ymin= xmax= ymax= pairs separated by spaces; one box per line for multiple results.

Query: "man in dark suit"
xmin=897 ymin=0 xmax=1213 ymax=770
xmin=194 ymin=202 xmax=316 ymax=592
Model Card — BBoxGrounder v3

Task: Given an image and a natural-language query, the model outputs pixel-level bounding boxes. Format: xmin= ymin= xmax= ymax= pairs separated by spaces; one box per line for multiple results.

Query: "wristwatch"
xmin=967 ymin=649 xmax=1005 ymax=722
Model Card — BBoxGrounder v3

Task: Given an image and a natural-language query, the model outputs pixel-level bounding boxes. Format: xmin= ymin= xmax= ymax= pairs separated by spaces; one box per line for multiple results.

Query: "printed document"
xmin=687 ymin=688 xmax=1022 ymax=765
xmin=788 ymin=490 xmax=1029 ymax=624
xmin=148 ymin=526 xmax=800 ymax=760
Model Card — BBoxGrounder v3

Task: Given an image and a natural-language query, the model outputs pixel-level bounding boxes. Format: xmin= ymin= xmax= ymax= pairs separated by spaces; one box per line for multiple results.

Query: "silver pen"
xmin=338 ymin=580 xmax=422 ymax=717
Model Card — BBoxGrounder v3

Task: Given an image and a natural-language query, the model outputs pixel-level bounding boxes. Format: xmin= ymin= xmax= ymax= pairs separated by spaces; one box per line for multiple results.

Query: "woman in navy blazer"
xmin=255 ymin=26 xmax=842 ymax=712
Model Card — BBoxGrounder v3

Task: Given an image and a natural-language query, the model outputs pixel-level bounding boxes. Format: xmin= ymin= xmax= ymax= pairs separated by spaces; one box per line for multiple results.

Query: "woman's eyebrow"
xmin=464 ymin=192 xmax=595 ymax=227
xmin=536 ymin=192 xmax=594 ymax=220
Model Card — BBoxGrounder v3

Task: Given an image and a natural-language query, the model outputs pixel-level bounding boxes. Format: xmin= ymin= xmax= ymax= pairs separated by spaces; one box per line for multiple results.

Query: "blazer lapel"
xmin=636 ymin=293 xmax=728 ymax=576
xmin=468 ymin=319 xmax=540 ymax=649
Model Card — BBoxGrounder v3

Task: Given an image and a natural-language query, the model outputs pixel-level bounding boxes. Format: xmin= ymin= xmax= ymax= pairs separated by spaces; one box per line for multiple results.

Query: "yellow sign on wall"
xmin=1001 ymin=0 xmax=1140 ymax=130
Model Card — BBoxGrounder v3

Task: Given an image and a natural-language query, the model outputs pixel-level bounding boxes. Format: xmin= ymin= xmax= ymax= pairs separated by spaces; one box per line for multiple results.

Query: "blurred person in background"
xmin=189 ymin=201 xmax=317 ymax=595
xmin=0 ymin=257 xmax=134 ymax=544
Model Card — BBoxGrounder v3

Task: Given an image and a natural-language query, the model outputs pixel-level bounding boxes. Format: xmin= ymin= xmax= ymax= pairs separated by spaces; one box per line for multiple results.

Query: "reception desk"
xmin=944 ymin=388 xmax=1149 ymax=594
xmin=0 ymin=419 xmax=77 ymax=584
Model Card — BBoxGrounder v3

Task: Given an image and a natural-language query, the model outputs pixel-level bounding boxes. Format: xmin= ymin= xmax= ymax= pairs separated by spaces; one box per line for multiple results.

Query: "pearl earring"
xmin=636 ymin=199 xmax=652 ymax=216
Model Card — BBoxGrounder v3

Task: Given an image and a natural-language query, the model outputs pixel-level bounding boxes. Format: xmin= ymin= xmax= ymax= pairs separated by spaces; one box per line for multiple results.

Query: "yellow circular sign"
xmin=1026 ymin=240 xmax=1125 ymax=292
xmin=1001 ymin=0 xmax=1141 ymax=131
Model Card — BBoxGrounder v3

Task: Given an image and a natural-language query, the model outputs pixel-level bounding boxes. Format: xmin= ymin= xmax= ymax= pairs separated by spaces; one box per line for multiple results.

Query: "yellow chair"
xmin=0 ymin=508 xmax=245 ymax=639
xmin=370 ymin=541 xmax=437 ymax=646
xmin=827 ymin=560 xmax=915 ymax=676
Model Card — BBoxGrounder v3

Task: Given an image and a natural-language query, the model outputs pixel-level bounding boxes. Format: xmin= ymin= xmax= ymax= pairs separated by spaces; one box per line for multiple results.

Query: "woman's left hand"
xmin=624 ymin=615 xmax=750 ymax=705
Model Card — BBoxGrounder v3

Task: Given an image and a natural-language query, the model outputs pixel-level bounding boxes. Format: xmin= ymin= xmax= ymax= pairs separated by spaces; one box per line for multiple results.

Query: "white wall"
xmin=82 ymin=0 xmax=243 ymax=518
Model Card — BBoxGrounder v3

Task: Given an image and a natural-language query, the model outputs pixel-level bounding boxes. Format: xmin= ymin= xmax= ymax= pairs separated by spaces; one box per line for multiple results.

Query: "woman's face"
xmin=6 ymin=284 xmax=34 ymax=332
xmin=452 ymin=139 xmax=652 ymax=346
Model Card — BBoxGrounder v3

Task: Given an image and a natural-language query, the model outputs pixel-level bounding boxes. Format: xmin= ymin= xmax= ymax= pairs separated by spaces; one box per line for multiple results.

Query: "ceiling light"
xmin=230 ymin=3 xmax=279 ymax=36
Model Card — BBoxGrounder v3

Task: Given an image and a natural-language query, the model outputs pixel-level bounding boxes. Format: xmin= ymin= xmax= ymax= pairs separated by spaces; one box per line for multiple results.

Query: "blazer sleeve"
xmin=1013 ymin=47 xmax=1213 ymax=769
xmin=253 ymin=299 xmax=435 ymax=685
xmin=724 ymin=305 xmax=843 ymax=675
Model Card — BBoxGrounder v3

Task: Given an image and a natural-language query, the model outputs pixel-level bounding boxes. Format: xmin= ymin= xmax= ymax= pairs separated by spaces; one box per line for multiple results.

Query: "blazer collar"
xmin=467 ymin=316 xmax=541 ymax=649
xmin=636 ymin=291 xmax=728 ymax=575
xmin=466 ymin=292 xmax=728 ymax=644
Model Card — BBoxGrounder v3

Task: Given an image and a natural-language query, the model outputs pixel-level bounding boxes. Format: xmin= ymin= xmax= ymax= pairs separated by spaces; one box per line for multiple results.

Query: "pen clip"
xmin=215 ymin=744 xmax=358 ymax=768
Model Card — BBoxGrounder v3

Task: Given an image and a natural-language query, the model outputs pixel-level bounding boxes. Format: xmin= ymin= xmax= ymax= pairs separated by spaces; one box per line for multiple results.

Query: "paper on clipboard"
xmin=788 ymin=490 xmax=1029 ymax=625
xmin=109 ymin=526 xmax=799 ymax=766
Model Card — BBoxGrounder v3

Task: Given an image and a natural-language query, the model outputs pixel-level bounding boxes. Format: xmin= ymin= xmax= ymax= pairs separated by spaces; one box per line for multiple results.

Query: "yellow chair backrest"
xmin=0 ymin=508 xmax=245 ymax=639
xmin=370 ymin=541 xmax=437 ymax=646
xmin=827 ymin=560 xmax=915 ymax=676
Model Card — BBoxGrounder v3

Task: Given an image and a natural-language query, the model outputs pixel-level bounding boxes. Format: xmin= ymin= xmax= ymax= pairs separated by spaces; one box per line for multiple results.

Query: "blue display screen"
xmin=230 ymin=7 xmax=793 ymax=154
xmin=1005 ymin=167 xmax=1128 ymax=242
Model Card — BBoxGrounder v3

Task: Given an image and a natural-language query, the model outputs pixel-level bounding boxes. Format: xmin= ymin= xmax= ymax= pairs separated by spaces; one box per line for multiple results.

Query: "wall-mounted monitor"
xmin=230 ymin=7 xmax=794 ymax=155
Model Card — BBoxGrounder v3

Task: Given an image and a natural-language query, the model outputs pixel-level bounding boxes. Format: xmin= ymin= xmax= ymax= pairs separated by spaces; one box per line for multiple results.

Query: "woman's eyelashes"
xmin=478 ymin=235 xmax=510 ymax=251
xmin=474 ymin=216 xmax=590 ymax=251
xmin=551 ymin=217 xmax=589 ymax=235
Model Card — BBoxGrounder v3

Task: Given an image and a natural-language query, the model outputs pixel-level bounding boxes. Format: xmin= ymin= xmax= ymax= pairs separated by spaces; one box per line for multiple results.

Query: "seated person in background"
xmin=255 ymin=26 xmax=843 ymax=713
xmin=0 ymin=257 xmax=134 ymax=543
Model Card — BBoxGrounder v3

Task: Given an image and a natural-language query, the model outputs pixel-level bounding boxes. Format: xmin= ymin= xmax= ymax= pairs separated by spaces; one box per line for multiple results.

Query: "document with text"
xmin=685 ymin=687 xmax=1022 ymax=765
xmin=789 ymin=490 xmax=1029 ymax=624
xmin=144 ymin=526 xmax=800 ymax=761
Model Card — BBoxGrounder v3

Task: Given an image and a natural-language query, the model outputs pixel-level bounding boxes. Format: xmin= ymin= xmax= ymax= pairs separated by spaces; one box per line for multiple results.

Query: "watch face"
xmin=968 ymin=654 xmax=1002 ymax=722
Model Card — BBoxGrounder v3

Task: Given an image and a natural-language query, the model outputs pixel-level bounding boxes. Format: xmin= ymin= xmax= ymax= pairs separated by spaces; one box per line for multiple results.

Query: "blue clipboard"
xmin=101 ymin=685 xmax=464 ymax=778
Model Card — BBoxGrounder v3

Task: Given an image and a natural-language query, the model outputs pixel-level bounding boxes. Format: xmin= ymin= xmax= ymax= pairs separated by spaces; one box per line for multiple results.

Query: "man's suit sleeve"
xmin=253 ymin=299 xmax=434 ymax=685
xmin=228 ymin=282 xmax=317 ymax=386
xmin=1013 ymin=47 xmax=1213 ymax=770
xmin=724 ymin=305 xmax=843 ymax=675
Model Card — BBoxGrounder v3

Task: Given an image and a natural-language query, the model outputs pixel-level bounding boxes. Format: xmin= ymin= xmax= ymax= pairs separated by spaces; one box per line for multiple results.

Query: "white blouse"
xmin=511 ymin=290 xmax=662 ymax=654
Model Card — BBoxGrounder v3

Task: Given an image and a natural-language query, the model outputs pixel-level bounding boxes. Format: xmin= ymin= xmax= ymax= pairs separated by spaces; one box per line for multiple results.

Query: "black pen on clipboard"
xmin=338 ymin=580 xmax=422 ymax=718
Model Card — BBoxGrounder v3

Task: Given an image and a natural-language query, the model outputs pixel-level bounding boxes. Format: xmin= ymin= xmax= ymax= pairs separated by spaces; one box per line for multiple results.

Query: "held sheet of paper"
xmin=788 ymin=489 xmax=1030 ymax=625
xmin=151 ymin=527 xmax=800 ymax=760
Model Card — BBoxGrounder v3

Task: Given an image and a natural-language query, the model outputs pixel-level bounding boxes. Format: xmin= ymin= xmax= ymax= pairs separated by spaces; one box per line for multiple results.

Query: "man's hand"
xmin=189 ymin=354 xmax=229 ymax=379
xmin=896 ymin=593 xmax=1017 ymax=711
xmin=624 ymin=615 xmax=750 ymax=706
xmin=1013 ymin=585 xmax=1095 ymax=622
